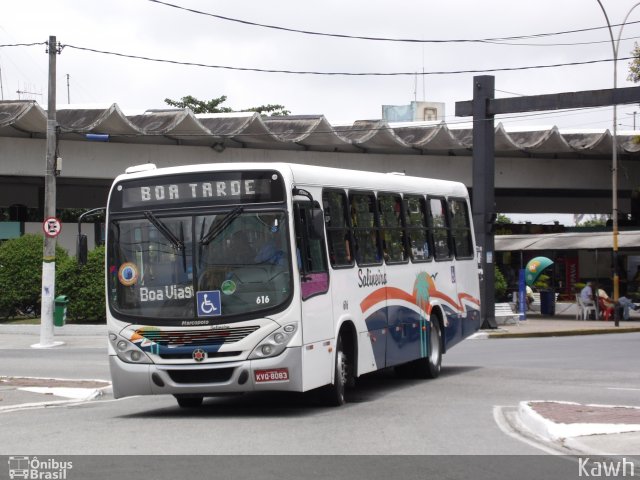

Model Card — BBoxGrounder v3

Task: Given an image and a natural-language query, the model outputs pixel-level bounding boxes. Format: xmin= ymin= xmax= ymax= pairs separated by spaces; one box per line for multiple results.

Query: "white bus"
xmin=101 ymin=162 xmax=481 ymax=407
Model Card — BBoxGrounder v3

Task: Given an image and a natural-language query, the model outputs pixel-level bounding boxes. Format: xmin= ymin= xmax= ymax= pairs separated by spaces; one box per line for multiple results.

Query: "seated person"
xmin=254 ymin=238 xmax=285 ymax=265
xmin=580 ymin=282 xmax=594 ymax=305
xmin=526 ymin=285 xmax=535 ymax=310
xmin=597 ymin=288 xmax=615 ymax=320
xmin=617 ymin=296 xmax=639 ymax=321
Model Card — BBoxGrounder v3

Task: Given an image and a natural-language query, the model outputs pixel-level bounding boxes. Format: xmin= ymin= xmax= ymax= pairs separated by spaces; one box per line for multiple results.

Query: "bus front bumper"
xmin=109 ymin=346 xmax=304 ymax=399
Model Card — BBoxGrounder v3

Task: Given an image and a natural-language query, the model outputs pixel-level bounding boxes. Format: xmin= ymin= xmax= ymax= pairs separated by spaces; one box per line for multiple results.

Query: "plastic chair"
xmin=575 ymin=294 xmax=596 ymax=320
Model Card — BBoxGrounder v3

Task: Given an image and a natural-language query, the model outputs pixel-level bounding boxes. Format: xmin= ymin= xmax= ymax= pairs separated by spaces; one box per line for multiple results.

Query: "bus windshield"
xmin=107 ymin=209 xmax=292 ymax=323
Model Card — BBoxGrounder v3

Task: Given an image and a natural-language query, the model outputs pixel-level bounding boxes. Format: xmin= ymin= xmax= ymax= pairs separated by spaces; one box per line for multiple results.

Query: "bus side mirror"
xmin=77 ymin=234 xmax=88 ymax=265
xmin=310 ymin=208 xmax=325 ymax=239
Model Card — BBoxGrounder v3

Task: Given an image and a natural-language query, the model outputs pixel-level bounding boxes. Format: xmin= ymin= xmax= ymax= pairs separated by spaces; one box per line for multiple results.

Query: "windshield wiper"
xmin=144 ymin=211 xmax=184 ymax=251
xmin=201 ymin=206 xmax=244 ymax=246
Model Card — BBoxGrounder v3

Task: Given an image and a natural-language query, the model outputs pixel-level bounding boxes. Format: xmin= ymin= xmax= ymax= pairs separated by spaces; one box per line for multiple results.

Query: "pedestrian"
xmin=617 ymin=296 xmax=638 ymax=320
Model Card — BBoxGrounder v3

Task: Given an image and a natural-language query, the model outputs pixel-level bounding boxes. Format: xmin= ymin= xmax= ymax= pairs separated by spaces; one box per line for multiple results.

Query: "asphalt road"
xmin=1 ymin=332 xmax=639 ymax=478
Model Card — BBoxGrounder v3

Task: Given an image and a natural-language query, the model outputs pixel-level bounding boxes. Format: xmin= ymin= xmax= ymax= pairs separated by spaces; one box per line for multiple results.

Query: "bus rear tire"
xmin=425 ymin=319 xmax=443 ymax=378
xmin=320 ymin=336 xmax=348 ymax=406
xmin=175 ymin=395 xmax=203 ymax=408
xmin=413 ymin=319 xmax=442 ymax=379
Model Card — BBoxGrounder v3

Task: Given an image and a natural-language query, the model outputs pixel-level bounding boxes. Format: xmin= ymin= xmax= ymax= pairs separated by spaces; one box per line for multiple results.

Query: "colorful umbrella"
xmin=525 ymin=256 xmax=554 ymax=286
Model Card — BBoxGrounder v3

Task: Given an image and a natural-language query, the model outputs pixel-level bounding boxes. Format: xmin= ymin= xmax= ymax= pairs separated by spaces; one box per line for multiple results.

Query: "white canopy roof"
xmin=2 ymin=100 xmax=639 ymax=158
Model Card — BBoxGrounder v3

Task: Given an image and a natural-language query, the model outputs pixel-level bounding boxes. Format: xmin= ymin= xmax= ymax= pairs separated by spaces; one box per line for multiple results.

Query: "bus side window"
xmin=403 ymin=195 xmax=431 ymax=262
xmin=428 ymin=197 xmax=452 ymax=260
xmin=378 ymin=193 xmax=408 ymax=263
xmin=294 ymin=201 xmax=330 ymax=300
xmin=322 ymin=189 xmax=353 ymax=267
xmin=350 ymin=192 xmax=382 ymax=266
xmin=449 ymin=198 xmax=473 ymax=259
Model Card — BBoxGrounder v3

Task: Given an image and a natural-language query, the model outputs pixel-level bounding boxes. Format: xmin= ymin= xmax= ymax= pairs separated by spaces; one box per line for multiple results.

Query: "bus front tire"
xmin=175 ymin=395 xmax=203 ymax=408
xmin=320 ymin=336 xmax=349 ymax=406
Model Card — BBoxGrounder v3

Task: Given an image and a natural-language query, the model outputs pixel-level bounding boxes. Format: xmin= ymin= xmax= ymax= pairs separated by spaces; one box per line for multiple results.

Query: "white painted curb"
xmin=518 ymin=400 xmax=640 ymax=443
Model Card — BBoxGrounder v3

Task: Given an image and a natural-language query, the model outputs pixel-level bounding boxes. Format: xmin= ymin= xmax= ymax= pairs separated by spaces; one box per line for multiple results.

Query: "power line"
xmin=487 ymin=34 xmax=640 ymax=47
xmin=147 ymin=0 xmax=640 ymax=44
xmin=495 ymin=89 xmax=527 ymax=97
xmin=60 ymin=43 xmax=636 ymax=76
xmin=0 ymin=42 xmax=48 ymax=48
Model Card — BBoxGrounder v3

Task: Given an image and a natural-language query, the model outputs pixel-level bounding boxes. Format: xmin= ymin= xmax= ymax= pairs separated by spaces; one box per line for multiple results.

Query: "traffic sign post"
xmin=33 ymin=36 xmax=64 ymax=349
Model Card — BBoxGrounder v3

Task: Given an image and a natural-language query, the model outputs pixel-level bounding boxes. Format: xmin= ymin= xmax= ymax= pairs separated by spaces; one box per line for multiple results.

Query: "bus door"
xmin=447 ymin=198 xmax=479 ymax=341
xmin=294 ymin=198 xmax=333 ymax=390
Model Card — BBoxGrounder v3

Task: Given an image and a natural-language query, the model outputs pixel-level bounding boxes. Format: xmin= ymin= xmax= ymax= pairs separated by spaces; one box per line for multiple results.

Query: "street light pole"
xmin=595 ymin=1 xmax=640 ymax=326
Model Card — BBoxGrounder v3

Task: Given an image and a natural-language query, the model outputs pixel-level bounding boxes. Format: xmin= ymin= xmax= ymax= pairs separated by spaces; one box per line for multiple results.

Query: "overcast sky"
xmin=2 ymin=0 xmax=640 ymax=133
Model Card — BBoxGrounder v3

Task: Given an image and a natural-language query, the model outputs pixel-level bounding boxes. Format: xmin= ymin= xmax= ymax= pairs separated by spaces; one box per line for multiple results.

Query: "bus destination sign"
xmin=118 ymin=171 xmax=284 ymax=209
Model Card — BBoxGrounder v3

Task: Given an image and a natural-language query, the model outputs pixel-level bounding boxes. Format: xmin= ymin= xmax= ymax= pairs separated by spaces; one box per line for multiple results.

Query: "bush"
xmin=495 ymin=266 xmax=508 ymax=301
xmin=0 ymin=234 xmax=70 ymax=317
xmin=57 ymin=246 xmax=106 ymax=322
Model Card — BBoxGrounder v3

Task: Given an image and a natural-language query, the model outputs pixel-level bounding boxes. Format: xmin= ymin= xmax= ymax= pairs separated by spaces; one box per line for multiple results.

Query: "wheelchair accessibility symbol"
xmin=196 ymin=290 xmax=222 ymax=317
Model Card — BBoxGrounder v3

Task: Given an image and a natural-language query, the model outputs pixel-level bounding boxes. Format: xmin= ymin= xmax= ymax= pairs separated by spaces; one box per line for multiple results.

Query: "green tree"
xmin=164 ymin=95 xmax=290 ymax=116
xmin=243 ymin=104 xmax=291 ymax=116
xmin=495 ymin=266 xmax=508 ymax=300
xmin=628 ymin=42 xmax=640 ymax=83
xmin=575 ymin=214 xmax=608 ymax=227
xmin=0 ymin=234 xmax=70 ymax=317
xmin=57 ymin=246 xmax=106 ymax=322
xmin=495 ymin=214 xmax=513 ymax=224
xmin=164 ymin=95 xmax=233 ymax=114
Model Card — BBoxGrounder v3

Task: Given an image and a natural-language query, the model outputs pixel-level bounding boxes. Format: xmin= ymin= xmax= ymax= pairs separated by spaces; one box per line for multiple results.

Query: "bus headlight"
xmin=109 ymin=333 xmax=152 ymax=364
xmin=249 ymin=323 xmax=298 ymax=359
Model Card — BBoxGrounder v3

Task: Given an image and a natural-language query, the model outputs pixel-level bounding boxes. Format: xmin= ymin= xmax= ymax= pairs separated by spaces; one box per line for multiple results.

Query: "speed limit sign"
xmin=43 ymin=217 xmax=62 ymax=238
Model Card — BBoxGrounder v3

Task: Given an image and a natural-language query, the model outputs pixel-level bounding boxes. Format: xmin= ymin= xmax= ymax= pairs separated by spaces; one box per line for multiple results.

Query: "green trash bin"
xmin=54 ymin=295 xmax=69 ymax=327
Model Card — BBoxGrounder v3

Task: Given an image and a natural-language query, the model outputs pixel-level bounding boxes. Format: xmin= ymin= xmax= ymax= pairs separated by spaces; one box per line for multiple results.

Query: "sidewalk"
xmin=481 ymin=302 xmax=640 ymax=338
xmin=0 ymin=323 xmax=107 ymax=349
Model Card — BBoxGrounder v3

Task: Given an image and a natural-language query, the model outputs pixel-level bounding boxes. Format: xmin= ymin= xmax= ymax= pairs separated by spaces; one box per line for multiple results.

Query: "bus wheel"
xmin=414 ymin=319 xmax=442 ymax=379
xmin=320 ymin=336 xmax=348 ymax=406
xmin=425 ymin=318 xmax=442 ymax=378
xmin=174 ymin=395 xmax=203 ymax=408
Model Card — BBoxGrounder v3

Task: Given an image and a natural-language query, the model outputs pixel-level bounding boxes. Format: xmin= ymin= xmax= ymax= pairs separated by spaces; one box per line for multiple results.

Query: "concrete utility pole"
xmin=457 ymin=79 xmax=640 ymax=329
xmin=33 ymin=36 xmax=63 ymax=348
xmin=471 ymin=76 xmax=496 ymax=329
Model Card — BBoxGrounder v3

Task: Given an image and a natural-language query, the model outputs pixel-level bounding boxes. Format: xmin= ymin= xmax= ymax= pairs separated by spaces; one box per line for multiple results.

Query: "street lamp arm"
xmin=596 ymin=0 xmax=616 ymax=57
xmin=617 ymin=3 xmax=640 ymax=49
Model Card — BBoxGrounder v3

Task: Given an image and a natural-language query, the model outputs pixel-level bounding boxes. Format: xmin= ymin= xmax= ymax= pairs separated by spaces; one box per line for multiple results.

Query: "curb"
xmin=0 ymin=324 xmax=106 ymax=336
xmin=0 ymin=376 xmax=112 ymax=412
xmin=486 ymin=327 xmax=640 ymax=339
xmin=517 ymin=400 xmax=640 ymax=443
